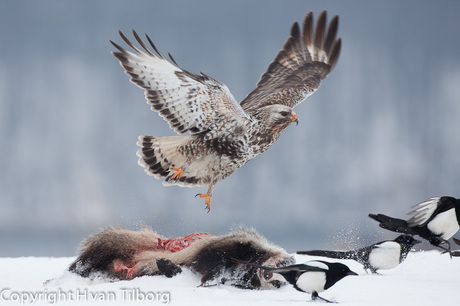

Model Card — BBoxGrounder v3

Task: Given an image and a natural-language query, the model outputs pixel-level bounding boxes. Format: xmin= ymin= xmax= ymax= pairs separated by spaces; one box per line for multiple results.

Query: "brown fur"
xmin=69 ymin=227 xmax=294 ymax=289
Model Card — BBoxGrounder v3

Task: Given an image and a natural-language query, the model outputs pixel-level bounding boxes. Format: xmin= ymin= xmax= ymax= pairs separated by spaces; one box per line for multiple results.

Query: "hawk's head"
xmin=256 ymin=104 xmax=298 ymax=130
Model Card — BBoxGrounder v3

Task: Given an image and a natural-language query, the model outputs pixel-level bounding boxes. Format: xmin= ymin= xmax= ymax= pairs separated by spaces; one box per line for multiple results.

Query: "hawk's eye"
xmin=280 ymin=111 xmax=289 ymax=117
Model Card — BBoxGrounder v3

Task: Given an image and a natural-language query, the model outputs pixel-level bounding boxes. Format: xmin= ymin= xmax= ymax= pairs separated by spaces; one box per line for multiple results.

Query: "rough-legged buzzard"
xmin=110 ymin=10 xmax=341 ymax=211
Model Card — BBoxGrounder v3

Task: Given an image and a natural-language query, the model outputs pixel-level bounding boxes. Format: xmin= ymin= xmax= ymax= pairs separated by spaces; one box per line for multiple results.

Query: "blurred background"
xmin=1 ymin=0 xmax=459 ymax=256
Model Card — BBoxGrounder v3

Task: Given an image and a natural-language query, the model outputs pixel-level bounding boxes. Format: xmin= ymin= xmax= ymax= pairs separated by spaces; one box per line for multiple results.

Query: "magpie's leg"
xmin=438 ymin=240 xmax=452 ymax=259
xmin=369 ymin=267 xmax=380 ymax=275
xmin=311 ymin=292 xmax=336 ymax=303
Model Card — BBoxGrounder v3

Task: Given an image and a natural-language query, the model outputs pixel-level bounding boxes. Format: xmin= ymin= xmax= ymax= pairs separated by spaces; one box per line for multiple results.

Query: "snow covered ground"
xmin=0 ymin=250 xmax=458 ymax=306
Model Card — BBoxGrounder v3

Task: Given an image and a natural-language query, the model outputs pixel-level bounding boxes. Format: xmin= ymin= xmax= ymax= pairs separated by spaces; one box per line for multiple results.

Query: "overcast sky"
xmin=1 ymin=1 xmax=459 ymax=256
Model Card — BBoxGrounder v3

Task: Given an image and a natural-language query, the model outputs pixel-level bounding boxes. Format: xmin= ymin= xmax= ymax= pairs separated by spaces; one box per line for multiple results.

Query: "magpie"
xmin=369 ymin=196 xmax=460 ymax=255
xmin=235 ymin=259 xmax=357 ymax=303
xmin=297 ymin=235 xmax=421 ymax=273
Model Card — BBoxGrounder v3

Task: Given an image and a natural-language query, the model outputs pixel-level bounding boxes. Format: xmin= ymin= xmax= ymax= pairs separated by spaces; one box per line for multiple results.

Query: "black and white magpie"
xmin=369 ymin=196 xmax=460 ymax=255
xmin=297 ymin=235 xmax=420 ymax=273
xmin=235 ymin=259 xmax=357 ymax=303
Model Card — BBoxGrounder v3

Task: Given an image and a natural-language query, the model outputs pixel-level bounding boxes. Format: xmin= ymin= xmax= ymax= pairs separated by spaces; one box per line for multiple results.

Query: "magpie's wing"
xmin=407 ymin=197 xmax=456 ymax=227
xmin=239 ymin=10 xmax=341 ymax=113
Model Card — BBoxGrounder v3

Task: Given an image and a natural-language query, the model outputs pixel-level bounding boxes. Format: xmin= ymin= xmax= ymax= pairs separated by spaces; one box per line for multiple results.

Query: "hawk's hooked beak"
xmin=290 ymin=113 xmax=299 ymax=126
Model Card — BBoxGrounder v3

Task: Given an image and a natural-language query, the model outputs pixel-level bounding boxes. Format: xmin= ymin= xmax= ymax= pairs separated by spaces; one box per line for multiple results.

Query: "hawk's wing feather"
xmin=240 ymin=10 xmax=341 ymax=112
xmin=111 ymin=30 xmax=249 ymax=136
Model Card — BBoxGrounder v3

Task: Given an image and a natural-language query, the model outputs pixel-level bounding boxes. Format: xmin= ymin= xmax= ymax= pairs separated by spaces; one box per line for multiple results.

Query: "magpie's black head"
xmin=335 ymin=263 xmax=359 ymax=277
xmin=322 ymin=262 xmax=358 ymax=290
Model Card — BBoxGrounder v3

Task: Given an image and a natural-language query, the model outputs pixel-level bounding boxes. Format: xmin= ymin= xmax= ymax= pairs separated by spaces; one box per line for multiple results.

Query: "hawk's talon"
xmin=171 ymin=168 xmax=184 ymax=179
xmin=195 ymin=193 xmax=212 ymax=212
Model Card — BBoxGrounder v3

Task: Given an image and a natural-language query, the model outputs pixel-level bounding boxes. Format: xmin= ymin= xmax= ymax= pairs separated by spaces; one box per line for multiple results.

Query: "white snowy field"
xmin=0 ymin=251 xmax=458 ymax=306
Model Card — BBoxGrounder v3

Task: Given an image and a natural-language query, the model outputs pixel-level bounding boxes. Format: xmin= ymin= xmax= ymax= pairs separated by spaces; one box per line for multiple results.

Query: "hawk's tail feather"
xmin=136 ymin=135 xmax=205 ymax=187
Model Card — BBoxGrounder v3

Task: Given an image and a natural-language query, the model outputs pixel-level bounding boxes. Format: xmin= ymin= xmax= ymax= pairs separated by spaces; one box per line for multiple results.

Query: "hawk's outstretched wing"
xmin=111 ymin=30 xmax=249 ymax=136
xmin=240 ymin=10 xmax=341 ymax=113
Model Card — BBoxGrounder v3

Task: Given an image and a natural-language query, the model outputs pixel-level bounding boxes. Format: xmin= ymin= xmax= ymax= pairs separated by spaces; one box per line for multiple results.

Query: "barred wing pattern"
xmin=240 ymin=11 xmax=341 ymax=112
xmin=110 ymin=30 xmax=250 ymax=137
xmin=110 ymin=10 xmax=341 ymax=210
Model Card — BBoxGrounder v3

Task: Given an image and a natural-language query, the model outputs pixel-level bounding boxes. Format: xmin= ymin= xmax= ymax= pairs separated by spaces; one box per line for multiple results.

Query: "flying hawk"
xmin=111 ymin=10 xmax=341 ymax=211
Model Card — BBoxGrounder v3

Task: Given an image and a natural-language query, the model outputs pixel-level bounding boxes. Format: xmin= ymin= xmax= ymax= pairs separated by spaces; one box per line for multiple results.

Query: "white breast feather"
xmin=368 ymin=241 xmax=401 ymax=270
xmin=295 ymin=261 xmax=329 ymax=293
xmin=296 ymin=271 xmax=326 ymax=294
xmin=427 ymin=209 xmax=460 ymax=239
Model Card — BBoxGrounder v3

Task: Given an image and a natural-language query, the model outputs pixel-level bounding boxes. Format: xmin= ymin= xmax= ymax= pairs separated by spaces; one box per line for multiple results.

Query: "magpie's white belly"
xmin=427 ymin=209 xmax=460 ymax=239
xmin=296 ymin=271 xmax=326 ymax=293
xmin=368 ymin=242 xmax=401 ymax=270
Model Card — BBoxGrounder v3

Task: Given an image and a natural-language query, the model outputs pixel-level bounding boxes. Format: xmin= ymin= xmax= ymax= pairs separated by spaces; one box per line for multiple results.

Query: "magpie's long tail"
xmin=368 ymin=213 xmax=415 ymax=235
xmin=297 ymin=250 xmax=358 ymax=260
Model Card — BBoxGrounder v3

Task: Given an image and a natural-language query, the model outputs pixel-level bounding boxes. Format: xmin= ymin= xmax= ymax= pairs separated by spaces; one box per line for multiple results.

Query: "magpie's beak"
xmin=413 ymin=239 xmax=422 ymax=245
xmin=347 ymin=270 xmax=359 ymax=276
